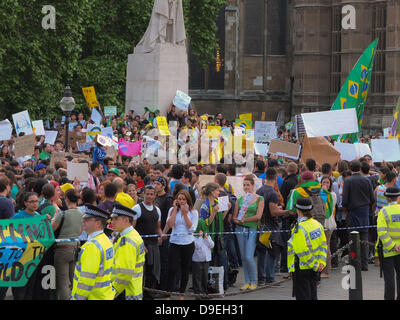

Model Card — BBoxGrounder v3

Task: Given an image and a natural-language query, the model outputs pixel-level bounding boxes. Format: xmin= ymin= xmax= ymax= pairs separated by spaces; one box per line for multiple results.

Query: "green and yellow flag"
xmin=331 ymin=39 xmax=378 ymax=143
xmin=390 ymin=97 xmax=400 ymax=141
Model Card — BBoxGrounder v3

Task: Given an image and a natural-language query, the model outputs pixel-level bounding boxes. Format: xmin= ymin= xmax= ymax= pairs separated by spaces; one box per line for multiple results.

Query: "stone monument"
xmin=125 ymin=0 xmax=188 ymax=117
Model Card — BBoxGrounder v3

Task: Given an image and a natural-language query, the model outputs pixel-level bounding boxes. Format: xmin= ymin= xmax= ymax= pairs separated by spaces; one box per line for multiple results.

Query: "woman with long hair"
xmin=320 ymin=175 xmax=337 ymax=278
xmin=232 ymin=175 xmax=264 ymax=290
xmin=166 ymin=189 xmax=198 ymax=300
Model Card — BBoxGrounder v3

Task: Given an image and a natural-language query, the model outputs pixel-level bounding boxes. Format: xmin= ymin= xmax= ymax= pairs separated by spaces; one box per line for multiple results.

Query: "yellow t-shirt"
xmin=115 ymin=192 xmax=135 ymax=208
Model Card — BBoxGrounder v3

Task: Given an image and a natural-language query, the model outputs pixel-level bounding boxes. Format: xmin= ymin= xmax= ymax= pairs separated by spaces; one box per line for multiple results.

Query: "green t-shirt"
xmin=39 ymin=199 xmax=56 ymax=219
xmin=238 ymin=195 xmax=263 ymax=230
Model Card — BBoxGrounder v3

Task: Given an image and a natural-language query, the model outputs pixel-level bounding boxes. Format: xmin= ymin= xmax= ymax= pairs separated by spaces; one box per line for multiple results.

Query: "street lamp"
xmin=59 ymin=85 xmax=76 ymax=152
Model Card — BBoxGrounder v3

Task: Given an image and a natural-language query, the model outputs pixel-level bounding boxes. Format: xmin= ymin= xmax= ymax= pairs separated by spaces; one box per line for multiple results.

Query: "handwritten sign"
xmin=44 ymin=131 xmax=58 ymax=145
xmin=82 ymin=86 xmax=99 ymax=108
xmin=0 ymin=216 xmax=55 ymax=287
xmin=14 ymin=134 xmax=35 ymax=159
xmin=173 ymin=90 xmax=191 ymax=111
xmin=104 ymin=106 xmax=117 ymax=117
xmin=12 ymin=110 xmax=33 ymax=135
xmin=157 ymin=117 xmax=170 ymax=136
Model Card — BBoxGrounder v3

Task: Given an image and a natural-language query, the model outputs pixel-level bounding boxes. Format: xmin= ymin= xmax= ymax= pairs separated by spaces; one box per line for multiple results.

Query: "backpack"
xmin=301 ymin=188 xmax=326 ymax=226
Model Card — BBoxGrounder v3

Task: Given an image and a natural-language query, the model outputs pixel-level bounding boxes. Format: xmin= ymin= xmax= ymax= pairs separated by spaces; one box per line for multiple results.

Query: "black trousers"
xmin=192 ymin=261 xmax=209 ymax=295
xmin=167 ymin=242 xmax=195 ymax=293
xmin=382 ymin=254 xmax=400 ymax=300
xmin=293 ymin=269 xmax=319 ymax=300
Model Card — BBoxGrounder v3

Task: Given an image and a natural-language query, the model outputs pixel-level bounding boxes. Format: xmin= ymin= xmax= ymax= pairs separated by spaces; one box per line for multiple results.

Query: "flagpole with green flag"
xmin=330 ymin=38 xmax=378 ymax=143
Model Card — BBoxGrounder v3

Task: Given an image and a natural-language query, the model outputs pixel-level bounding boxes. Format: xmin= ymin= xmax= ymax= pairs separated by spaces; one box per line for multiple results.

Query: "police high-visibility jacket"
xmin=377 ymin=204 xmax=400 ymax=258
xmin=72 ymin=232 xmax=115 ymax=300
xmin=287 ymin=217 xmax=327 ymax=273
xmin=112 ymin=226 xmax=146 ymax=300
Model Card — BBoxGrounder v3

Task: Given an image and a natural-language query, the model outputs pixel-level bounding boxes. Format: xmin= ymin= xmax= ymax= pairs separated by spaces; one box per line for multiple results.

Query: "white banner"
xmin=371 ymin=139 xmax=400 ymax=162
xmin=301 ymin=108 xmax=358 ymax=138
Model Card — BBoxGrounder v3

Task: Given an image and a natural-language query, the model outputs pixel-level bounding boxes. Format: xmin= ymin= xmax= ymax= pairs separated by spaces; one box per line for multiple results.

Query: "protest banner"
xmin=32 ymin=120 xmax=45 ymax=136
xmin=67 ymin=162 xmax=89 ymax=182
xmin=44 ymin=131 xmax=58 ymax=145
xmin=301 ymin=108 xmax=358 ymax=138
xmin=82 ymin=86 xmax=99 ymax=108
xmin=157 ymin=117 xmax=170 ymax=136
xmin=334 ymin=142 xmax=359 ymax=161
xmin=86 ymin=124 xmax=102 ymax=143
xmin=104 ymin=106 xmax=117 ymax=117
xmin=301 ymin=136 xmax=341 ymax=167
xmin=268 ymin=139 xmax=301 ymax=160
xmin=118 ymin=139 xmax=142 ymax=157
xmin=14 ymin=134 xmax=35 ymax=159
xmin=355 ymin=143 xmax=372 ymax=157
xmin=77 ymin=142 xmax=93 ymax=152
xmin=0 ymin=215 xmax=55 ymax=287
xmin=12 ymin=110 xmax=33 ymax=136
xmin=49 ymin=151 xmax=65 ymax=169
xmin=254 ymin=121 xmax=276 ymax=149
xmin=371 ymin=139 xmax=400 ymax=162
xmin=69 ymin=131 xmax=86 ymax=148
xmin=173 ymin=90 xmax=191 ymax=111
xmin=0 ymin=120 xmax=13 ymax=141
xmin=91 ymin=107 xmax=102 ymax=125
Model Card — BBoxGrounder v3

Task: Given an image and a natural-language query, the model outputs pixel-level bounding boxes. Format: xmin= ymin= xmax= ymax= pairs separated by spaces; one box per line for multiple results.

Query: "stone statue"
xmin=135 ymin=0 xmax=186 ymax=53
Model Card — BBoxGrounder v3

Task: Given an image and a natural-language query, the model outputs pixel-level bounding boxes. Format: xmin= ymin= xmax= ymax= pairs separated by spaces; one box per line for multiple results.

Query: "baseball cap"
xmin=108 ymin=168 xmax=120 ymax=176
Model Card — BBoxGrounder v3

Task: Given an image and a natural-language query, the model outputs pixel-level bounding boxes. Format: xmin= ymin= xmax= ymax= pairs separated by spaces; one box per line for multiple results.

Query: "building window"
xmin=371 ymin=3 xmax=386 ymax=94
xmin=244 ymin=0 xmax=264 ymax=55
xmin=331 ymin=5 xmax=341 ymax=94
xmin=267 ymin=0 xmax=286 ymax=55
xmin=189 ymin=8 xmax=225 ymax=90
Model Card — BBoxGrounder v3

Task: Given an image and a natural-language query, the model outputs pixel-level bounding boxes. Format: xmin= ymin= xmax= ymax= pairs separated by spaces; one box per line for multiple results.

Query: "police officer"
xmin=287 ymin=198 xmax=327 ymax=300
xmin=71 ymin=204 xmax=115 ymax=300
xmin=111 ymin=203 xmax=146 ymax=300
xmin=377 ymin=186 xmax=400 ymax=300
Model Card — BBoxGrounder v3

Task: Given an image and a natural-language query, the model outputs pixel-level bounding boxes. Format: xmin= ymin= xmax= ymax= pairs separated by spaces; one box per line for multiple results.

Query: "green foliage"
xmin=0 ymin=0 xmax=226 ymax=121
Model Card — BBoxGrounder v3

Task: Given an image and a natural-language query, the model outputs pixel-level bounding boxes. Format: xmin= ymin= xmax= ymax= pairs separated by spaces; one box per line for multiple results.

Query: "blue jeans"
xmin=257 ymin=247 xmax=278 ymax=282
xmin=236 ymin=225 xmax=258 ymax=285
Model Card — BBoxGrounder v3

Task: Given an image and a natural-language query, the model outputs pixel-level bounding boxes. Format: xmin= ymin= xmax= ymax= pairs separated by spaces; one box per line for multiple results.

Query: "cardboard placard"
xmin=268 ymin=139 xmax=301 ymax=160
xmin=67 ymin=162 xmax=89 ymax=182
xmin=300 ymin=136 xmax=341 ymax=167
xmin=49 ymin=151 xmax=66 ymax=169
xmin=14 ymin=134 xmax=35 ymax=159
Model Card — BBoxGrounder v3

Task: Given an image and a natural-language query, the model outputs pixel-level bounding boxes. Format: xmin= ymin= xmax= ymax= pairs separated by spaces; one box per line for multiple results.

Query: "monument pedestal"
xmin=125 ymin=43 xmax=188 ymax=117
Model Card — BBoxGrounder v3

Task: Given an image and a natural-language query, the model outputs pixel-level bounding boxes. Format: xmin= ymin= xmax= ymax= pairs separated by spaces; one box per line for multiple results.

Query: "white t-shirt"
xmin=132 ymin=203 xmax=161 ymax=221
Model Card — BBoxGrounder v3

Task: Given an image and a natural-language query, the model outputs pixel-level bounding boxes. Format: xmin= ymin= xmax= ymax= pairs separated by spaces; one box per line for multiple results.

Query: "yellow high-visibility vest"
xmin=72 ymin=232 xmax=115 ymax=300
xmin=377 ymin=204 xmax=400 ymax=258
xmin=287 ymin=217 xmax=327 ymax=272
xmin=112 ymin=227 xmax=146 ymax=300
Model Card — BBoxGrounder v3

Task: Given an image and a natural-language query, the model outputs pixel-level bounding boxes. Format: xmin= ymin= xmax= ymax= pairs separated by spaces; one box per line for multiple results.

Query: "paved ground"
xmin=3 ymin=260 xmax=386 ymax=300
xmin=217 ymin=264 xmax=384 ymax=300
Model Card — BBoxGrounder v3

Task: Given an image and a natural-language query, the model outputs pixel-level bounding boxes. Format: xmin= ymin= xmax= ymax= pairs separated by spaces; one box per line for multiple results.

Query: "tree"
xmin=0 ymin=0 xmax=226 ymax=121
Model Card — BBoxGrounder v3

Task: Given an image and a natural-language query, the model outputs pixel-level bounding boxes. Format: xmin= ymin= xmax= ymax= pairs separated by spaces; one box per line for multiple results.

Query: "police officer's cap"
xmin=295 ymin=198 xmax=313 ymax=211
xmin=384 ymin=186 xmax=400 ymax=198
xmin=111 ymin=203 xmax=136 ymax=219
xmin=82 ymin=203 xmax=110 ymax=220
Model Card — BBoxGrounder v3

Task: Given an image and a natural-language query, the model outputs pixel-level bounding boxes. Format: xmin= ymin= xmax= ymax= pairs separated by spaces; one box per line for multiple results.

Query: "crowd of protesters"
xmin=0 ymin=103 xmax=396 ymax=300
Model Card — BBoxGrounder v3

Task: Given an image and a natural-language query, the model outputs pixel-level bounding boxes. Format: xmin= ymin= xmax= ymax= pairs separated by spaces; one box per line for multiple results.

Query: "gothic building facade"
xmin=189 ymin=0 xmax=400 ymax=134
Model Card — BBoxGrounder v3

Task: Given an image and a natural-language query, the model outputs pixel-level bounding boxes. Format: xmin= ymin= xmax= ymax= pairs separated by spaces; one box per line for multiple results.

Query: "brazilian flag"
xmin=331 ymin=39 xmax=378 ymax=143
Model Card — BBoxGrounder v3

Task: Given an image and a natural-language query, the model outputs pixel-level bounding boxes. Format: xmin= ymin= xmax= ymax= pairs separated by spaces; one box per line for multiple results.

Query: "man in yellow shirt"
xmin=113 ymin=177 xmax=135 ymax=208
